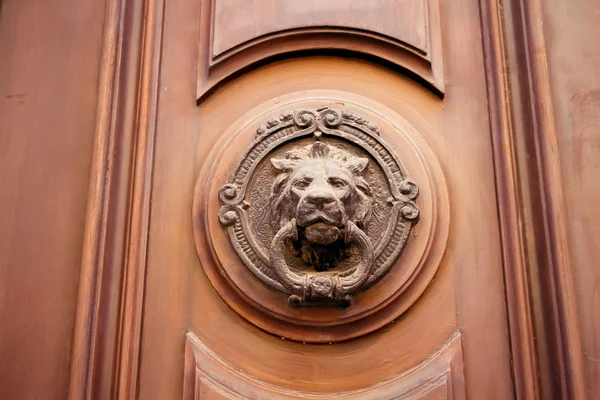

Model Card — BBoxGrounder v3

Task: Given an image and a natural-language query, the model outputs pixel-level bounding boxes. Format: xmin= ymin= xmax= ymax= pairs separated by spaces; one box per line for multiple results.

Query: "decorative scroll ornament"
xmin=218 ymin=108 xmax=419 ymax=308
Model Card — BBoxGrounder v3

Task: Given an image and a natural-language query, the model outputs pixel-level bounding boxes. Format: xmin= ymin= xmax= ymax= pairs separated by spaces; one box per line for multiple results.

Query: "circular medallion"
xmin=194 ymin=95 xmax=448 ymax=342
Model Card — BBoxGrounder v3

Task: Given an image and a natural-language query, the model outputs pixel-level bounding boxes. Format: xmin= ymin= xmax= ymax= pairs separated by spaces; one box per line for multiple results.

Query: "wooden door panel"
xmin=0 ymin=1 xmax=107 ymax=399
xmin=183 ymin=332 xmax=463 ymax=400
xmin=195 ymin=91 xmax=449 ymax=343
xmin=186 ymin=81 xmax=455 ymax=394
xmin=196 ymin=0 xmax=443 ymax=100
xmin=136 ymin=0 xmax=514 ymax=398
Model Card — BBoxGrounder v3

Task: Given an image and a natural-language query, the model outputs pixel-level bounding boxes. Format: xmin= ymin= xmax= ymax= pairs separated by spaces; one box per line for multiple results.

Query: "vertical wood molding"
xmin=478 ymin=0 xmax=540 ymax=398
xmin=115 ymin=0 xmax=165 ymax=398
xmin=485 ymin=0 xmax=588 ymax=398
xmin=68 ymin=0 xmax=127 ymax=397
xmin=67 ymin=0 xmax=165 ymax=398
xmin=518 ymin=0 xmax=587 ymax=397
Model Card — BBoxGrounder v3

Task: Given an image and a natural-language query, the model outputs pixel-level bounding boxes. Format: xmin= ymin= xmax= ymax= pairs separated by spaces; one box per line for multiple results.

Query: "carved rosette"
xmin=218 ymin=108 xmax=420 ymax=308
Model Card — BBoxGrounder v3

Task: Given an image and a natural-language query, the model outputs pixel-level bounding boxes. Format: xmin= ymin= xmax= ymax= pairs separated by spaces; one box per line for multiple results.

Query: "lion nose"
xmin=306 ymin=190 xmax=335 ymax=206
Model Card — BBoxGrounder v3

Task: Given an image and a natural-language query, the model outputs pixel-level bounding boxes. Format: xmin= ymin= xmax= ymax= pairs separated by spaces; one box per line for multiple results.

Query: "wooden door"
xmin=56 ymin=0 xmax=589 ymax=399
xmin=130 ymin=0 xmax=508 ymax=398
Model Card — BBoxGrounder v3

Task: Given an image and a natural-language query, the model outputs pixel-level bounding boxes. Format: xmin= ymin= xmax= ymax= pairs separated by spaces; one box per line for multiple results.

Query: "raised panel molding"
xmin=197 ymin=0 xmax=444 ymax=102
xmin=212 ymin=0 xmax=430 ymax=57
xmin=183 ymin=332 xmax=465 ymax=400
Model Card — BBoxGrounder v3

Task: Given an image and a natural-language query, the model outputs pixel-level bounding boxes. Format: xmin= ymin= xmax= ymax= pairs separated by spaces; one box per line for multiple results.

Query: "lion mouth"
xmin=297 ymin=211 xmax=343 ymax=228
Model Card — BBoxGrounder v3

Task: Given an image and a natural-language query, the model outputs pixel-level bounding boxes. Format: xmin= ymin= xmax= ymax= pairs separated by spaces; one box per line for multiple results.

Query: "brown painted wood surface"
xmin=0 ymin=0 xmax=107 ymax=399
xmin=211 ymin=0 xmax=429 ymax=57
xmin=137 ymin=0 xmax=512 ymax=397
xmin=541 ymin=0 xmax=600 ymax=397
xmin=0 ymin=0 xmax=598 ymax=399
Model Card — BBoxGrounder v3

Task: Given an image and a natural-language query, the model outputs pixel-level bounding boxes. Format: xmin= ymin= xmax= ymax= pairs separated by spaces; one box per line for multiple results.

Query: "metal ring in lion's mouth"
xmin=303 ymin=222 xmax=341 ymax=245
xmin=270 ymin=218 xmax=374 ymax=308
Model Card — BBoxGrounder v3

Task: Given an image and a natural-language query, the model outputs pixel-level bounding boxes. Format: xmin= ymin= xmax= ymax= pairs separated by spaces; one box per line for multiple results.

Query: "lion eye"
xmin=328 ymin=177 xmax=348 ymax=188
xmin=293 ymin=178 xmax=313 ymax=190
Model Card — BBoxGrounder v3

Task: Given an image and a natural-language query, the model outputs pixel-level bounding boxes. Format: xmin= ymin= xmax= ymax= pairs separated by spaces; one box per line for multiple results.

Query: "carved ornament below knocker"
xmin=218 ymin=108 xmax=420 ymax=308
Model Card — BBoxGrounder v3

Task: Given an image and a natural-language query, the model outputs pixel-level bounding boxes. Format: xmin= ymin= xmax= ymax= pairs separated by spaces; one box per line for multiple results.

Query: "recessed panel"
xmin=212 ymin=0 xmax=429 ymax=58
xmin=197 ymin=0 xmax=444 ymax=100
xmin=184 ymin=331 xmax=464 ymax=399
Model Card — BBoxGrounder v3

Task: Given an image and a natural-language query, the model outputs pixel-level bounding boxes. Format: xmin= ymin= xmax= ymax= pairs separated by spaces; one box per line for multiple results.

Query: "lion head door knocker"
xmin=218 ymin=108 xmax=420 ymax=308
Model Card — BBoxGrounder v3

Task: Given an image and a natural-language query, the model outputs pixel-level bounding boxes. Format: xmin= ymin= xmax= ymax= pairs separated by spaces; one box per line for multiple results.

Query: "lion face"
xmin=269 ymin=141 xmax=372 ymax=271
xmin=289 ymin=158 xmax=357 ymax=228
xmin=270 ymin=141 xmax=372 ymax=230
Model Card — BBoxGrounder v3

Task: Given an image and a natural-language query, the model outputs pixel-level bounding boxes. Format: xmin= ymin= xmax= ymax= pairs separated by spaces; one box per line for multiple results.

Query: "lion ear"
xmin=271 ymin=174 xmax=289 ymax=195
xmin=353 ymin=193 xmax=372 ymax=229
xmin=271 ymin=158 xmax=296 ymax=172
xmin=354 ymin=177 xmax=371 ymax=196
xmin=271 ymin=150 xmax=303 ymax=172
xmin=347 ymin=157 xmax=369 ymax=174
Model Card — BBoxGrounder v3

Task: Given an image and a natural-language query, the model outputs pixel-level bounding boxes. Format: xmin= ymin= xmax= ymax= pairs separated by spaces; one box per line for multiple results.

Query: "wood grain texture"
xmin=437 ymin=0 xmax=515 ymax=396
xmin=0 ymin=0 xmax=106 ymax=399
xmin=115 ymin=0 xmax=165 ymax=398
xmin=196 ymin=0 xmax=444 ymax=101
xmin=67 ymin=0 xmax=166 ymax=398
xmin=477 ymin=0 xmax=540 ymax=398
xmin=497 ymin=0 xmax=588 ymax=398
xmin=211 ymin=0 xmax=430 ymax=57
xmin=67 ymin=0 xmax=127 ymax=396
xmin=540 ymin=0 xmax=600 ymax=397
xmin=183 ymin=331 xmax=464 ymax=400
